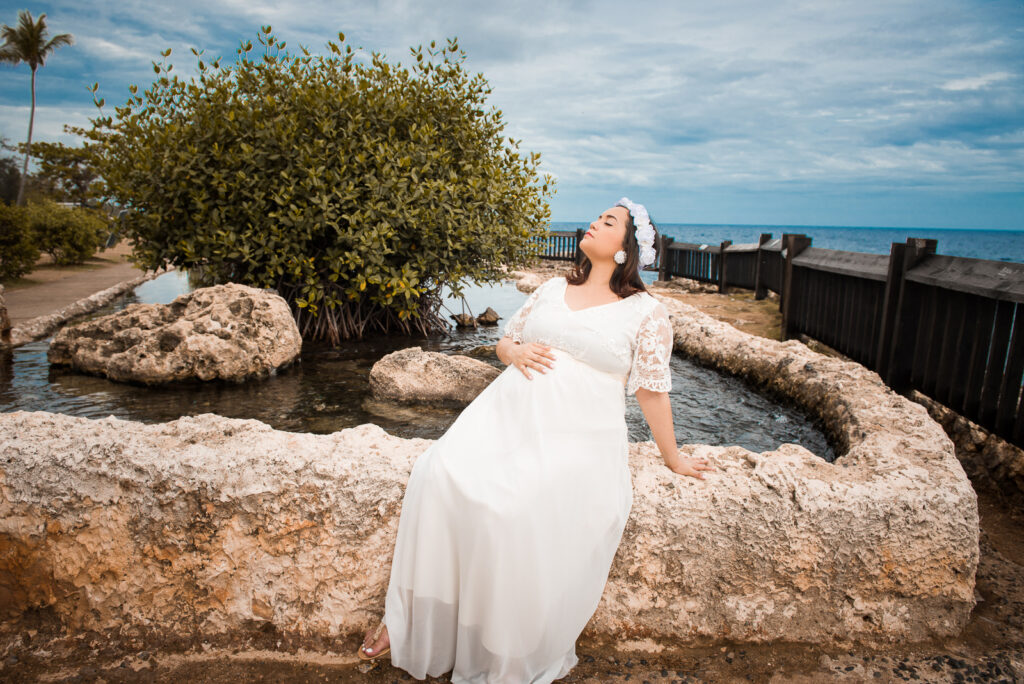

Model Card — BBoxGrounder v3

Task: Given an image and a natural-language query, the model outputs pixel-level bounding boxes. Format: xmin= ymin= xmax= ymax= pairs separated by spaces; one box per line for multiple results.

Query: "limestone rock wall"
xmin=0 ymin=411 xmax=416 ymax=641
xmin=0 ymin=397 xmax=976 ymax=649
xmin=909 ymin=389 xmax=1024 ymax=505
xmin=0 ymin=283 xmax=980 ymax=649
xmin=593 ymin=291 xmax=979 ymax=645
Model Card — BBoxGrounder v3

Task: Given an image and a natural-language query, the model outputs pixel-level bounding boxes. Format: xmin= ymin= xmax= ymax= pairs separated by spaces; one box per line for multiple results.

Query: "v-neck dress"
xmin=383 ymin=275 xmax=674 ymax=683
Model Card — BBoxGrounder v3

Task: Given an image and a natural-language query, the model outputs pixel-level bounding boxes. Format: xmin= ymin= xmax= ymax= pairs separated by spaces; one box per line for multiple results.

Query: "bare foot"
xmin=361 ymin=623 xmax=390 ymax=657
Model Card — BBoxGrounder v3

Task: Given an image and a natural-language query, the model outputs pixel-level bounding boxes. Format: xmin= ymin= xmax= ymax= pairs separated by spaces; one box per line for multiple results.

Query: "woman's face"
xmin=581 ymin=206 xmax=629 ymax=263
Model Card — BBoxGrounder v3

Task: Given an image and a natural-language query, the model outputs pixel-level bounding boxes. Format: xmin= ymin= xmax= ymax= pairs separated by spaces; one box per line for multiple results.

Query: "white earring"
xmin=613 ymin=249 xmax=626 ymax=264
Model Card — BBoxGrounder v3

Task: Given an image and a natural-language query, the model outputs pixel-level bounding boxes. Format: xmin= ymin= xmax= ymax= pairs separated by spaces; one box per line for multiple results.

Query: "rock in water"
xmin=370 ymin=346 xmax=501 ymax=406
xmin=476 ymin=306 xmax=500 ymax=326
xmin=450 ymin=312 xmax=477 ymax=328
xmin=47 ymin=283 xmax=302 ymax=384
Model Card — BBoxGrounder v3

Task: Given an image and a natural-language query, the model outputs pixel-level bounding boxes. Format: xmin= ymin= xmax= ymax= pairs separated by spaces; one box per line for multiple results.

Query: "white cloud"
xmin=0 ymin=103 xmax=95 ymax=148
xmin=76 ymin=35 xmax=157 ymax=62
xmin=940 ymin=72 xmax=1013 ymax=91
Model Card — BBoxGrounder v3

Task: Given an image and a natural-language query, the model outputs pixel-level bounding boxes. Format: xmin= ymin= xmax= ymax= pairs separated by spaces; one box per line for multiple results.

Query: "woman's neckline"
xmin=559 ymin=277 xmax=635 ymax=314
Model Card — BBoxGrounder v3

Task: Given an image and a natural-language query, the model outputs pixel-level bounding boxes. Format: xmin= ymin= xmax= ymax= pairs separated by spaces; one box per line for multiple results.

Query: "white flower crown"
xmin=616 ymin=197 xmax=657 ymax=269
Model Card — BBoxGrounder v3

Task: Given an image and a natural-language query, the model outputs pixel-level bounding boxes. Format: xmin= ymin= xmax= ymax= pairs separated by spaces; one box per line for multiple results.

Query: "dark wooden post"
xmin=0 ymin=284 xmax=10 ymax=349
xmin=779 ymin=233 xmax=793 ymax=314
xmin=995 ymin=302 xmax=1024 ymax=440
xmin=780 ymin=233 xmax=812 ymax=340
xmin=718 ymin=240 xmax=733 ymax=293
xmin=754 ymin=233 xmax=771 ymax=300
xmin=882 ymin=237 xmax=938 ymax=392
xmin=875 ymin=241 xmax=907 ymax=378
xmin=658 ymin=235 xmax=674 ymax=281
xmin=574 ymin=228 xmax=584 ymax=265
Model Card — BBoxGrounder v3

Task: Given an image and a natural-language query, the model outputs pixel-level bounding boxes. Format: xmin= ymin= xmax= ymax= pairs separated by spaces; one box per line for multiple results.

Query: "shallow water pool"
xmin=0 ymin=269 xmax=835 ymax=460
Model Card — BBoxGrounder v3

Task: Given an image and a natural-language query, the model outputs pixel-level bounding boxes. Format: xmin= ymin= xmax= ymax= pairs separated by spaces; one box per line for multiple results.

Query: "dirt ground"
xmin=1 ymin=258 xmax=1022 ymax=682
xmin=1 ymin=241 xmax=149 ymax=328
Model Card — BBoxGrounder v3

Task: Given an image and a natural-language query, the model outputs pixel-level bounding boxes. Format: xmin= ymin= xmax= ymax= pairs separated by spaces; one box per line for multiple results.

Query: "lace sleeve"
xmin=502 ymin=279 xmax=551 ymax=343
xmin=625 ymin=301 xmax=673 ymax=395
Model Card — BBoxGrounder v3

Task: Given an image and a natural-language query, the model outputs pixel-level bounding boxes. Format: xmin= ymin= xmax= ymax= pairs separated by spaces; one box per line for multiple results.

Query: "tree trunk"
xmin=16 ymin=65 xmax=36 ymax=207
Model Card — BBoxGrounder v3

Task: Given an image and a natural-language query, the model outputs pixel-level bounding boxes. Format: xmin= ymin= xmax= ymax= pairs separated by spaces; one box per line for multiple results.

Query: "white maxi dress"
xmin=383 ymin=275 xmax=674 ymax=683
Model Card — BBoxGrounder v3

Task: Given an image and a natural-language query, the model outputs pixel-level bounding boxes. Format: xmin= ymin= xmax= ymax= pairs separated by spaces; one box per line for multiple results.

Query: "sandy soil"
xmin=1 ymin=241 xmax=152 ymax=327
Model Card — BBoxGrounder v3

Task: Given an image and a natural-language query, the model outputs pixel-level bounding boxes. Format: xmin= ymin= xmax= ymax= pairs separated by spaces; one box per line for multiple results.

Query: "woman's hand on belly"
xmin=497 ymin=337 xmax=557 ymax=380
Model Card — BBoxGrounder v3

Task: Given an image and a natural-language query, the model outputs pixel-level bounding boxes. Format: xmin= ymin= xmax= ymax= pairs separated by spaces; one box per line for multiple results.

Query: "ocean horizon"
xmin=550 ymin=221 xmax=1024 ymax=264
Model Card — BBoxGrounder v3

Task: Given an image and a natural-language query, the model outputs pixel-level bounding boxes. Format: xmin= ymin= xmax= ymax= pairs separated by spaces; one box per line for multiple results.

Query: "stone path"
xmin=2 ymin=242 xmax=151 ymax=327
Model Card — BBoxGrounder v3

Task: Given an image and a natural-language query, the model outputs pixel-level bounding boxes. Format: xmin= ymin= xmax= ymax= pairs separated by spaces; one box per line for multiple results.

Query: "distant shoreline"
xmin=547 ymin=221 xmax=1024 ymax=263
xmin=549 ymin=221 xmax=1023 ymax=233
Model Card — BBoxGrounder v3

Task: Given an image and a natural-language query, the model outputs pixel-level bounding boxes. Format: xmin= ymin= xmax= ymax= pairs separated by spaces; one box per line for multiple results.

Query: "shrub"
xmin=83 ymin=28 xmax=555 ymax=343
xmin=18 ymin=138 xmax=102 ymax=207
xmin=0 ymin=203 xmax=38 ymax=280
xmin=0 ymin=154 xmax=20 ymax=206
xmin=25 ymin=199 xmax=108 ymax=265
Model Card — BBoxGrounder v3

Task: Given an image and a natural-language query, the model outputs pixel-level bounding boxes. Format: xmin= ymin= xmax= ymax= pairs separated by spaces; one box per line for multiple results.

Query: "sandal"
xmin=357 ymin=619 xmax=391 ymax=661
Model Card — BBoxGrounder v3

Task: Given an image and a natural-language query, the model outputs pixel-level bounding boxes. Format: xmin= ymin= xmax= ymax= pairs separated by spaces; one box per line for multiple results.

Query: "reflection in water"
xmin=0 ymin=269 xmax=835 ymax=460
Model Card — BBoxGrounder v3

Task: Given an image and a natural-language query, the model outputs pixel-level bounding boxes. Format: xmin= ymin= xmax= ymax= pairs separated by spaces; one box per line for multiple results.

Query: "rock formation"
xmin=511 ymin=270 xmax=549 ymax=293
xmin=0 ymin=285 xmax=978 ymax=648
xmin=476 ymin=306 xmax=500 ymax=325
xmin=369 ymin=346 xmax=501 ymax=407
xmin=450 ymin=306 xmax=501 ymax=329
xmin=910 ymin=389 xmax=1024 ymax=506
xmin=653 ymin=275 xmax=722 ymax=294
xmin=599 ymin=290 xmax=978 ymax=646
xmin=47 ymin=283 xmax=302 ymax=384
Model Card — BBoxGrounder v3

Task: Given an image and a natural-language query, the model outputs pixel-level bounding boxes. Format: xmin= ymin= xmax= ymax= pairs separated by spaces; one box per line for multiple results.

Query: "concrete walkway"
xmin=2 ymin=242 xmax=161 ymax=327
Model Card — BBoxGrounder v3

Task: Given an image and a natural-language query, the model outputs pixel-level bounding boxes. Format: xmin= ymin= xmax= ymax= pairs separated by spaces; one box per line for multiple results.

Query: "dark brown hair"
xmin=565 ymin=203 xmax=658 ymax=299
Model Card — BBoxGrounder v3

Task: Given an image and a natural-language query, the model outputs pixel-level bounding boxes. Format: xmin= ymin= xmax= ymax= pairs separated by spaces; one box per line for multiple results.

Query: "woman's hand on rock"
xmin=663 ymin=453 xmax=714 ymax=480
xmin=510 ymin=341 xmax=556 ymax=379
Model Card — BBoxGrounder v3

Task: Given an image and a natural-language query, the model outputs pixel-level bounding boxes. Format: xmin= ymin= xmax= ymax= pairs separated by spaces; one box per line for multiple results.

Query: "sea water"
xmin=552 ymin=222 xmax=1024 ymax=263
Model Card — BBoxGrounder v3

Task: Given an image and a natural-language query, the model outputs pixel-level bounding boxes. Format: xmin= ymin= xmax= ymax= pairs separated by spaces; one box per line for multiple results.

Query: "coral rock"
xmin=369 ymin=346 xmax=500 ymax=406
xmin=47 ymin=283 xmax=302 ymax=384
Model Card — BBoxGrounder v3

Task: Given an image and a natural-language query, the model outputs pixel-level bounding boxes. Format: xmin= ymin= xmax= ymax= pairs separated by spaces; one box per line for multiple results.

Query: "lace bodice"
xmin=502 ymin=276 xmax=673 ymax=394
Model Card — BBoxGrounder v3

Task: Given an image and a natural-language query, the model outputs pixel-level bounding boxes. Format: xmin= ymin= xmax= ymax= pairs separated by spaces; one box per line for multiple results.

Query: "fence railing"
xmin=535 ymin=228 xmax=1024 ymax=449
xmin=534 ymin=229 xmax=583 ymax=262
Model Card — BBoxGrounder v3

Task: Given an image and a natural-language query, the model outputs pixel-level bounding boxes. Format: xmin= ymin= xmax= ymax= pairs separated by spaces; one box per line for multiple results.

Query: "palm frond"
xmin=45 ymin=33 xmax=74 ymax=52
xmin=0 ymin=10 xmax=73 ymax=68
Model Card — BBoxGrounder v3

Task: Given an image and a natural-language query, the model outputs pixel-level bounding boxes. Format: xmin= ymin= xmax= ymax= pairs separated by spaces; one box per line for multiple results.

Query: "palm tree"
xmin=0 ymin=10 xmax=73 ymax=206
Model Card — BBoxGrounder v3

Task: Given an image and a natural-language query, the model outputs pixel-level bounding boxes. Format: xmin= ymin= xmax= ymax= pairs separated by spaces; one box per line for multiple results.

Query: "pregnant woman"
xmin=358 ymin=198 xmax=714 ymax=682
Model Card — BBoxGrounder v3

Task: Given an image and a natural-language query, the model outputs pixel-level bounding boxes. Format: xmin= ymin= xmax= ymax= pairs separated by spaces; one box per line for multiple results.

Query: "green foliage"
xmin=0 ymin=153 xmax=19 ymax=205
xmin=0 ymin=203 xmax=38 ymax=280
xmin=24 ymin=199 xmax=108 ymax=265
xmin=83 ymin=28 xmax=555 ymax=343
xmin=17 ymin=136 xmax=100 ymax=206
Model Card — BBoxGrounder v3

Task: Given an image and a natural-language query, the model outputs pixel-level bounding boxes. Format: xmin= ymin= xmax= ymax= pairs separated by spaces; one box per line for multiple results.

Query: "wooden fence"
xmin=535 ymin=229 xmax=584 ymax=262
xmin=535 ymin=229 xmax=1024 ymax=449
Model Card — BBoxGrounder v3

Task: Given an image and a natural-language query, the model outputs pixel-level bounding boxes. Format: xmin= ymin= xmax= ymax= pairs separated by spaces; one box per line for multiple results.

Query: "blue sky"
xmin=1 ymin=0 xmax=1022 ymax=229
